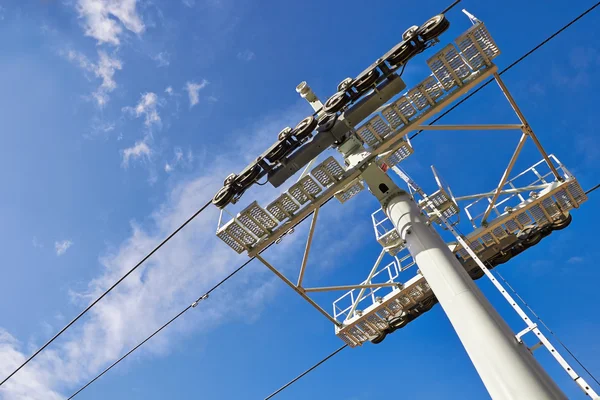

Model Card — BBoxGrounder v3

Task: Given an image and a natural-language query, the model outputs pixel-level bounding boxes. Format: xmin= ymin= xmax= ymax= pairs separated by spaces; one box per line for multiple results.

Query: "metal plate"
xmin=356 ymin=115 xmax=393 ymax=148
xmin=335 ymin=178 xmax=364 ymax=204
xmin=427 ymin=43 xmax=472 ymax=90
xmin=381 ymin=139 xmax=414 ymax=167
xmin=266 ymin=193 xmax=299 ymax=222
xmin=311 ymin=156 xmax=344 ymax=187
xmin=456 ymin=22 xmax=500 ymax=70
xmin=288 ymin=175 xmax=322 ymax=205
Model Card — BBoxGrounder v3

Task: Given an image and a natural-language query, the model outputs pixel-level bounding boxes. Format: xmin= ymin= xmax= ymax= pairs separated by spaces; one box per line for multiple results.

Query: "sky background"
xmin=0 ymin=0 xmax=599 ymax=399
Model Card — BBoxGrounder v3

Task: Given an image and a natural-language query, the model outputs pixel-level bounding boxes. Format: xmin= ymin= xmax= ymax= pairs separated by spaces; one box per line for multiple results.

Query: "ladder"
xmin=391 ymin=166 xmax=599 ymax=399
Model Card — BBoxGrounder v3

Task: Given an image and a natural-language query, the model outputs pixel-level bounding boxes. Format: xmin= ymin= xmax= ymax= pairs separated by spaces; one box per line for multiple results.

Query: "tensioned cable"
xmin=585 ymin=183 xmax=600 ymax=195
xmin=257 ymin=3 xmax=600 ymax=396
xmin=0 ymin=200 xmax=213 ymax=387
xmin=8 ymin=0 xmax=600 ymax=394
xmin=494 ymin=269 xmax=600 ymax=387
xmin=409 ymin=0 xmax=600 ymax=141
xmin=263 ymin=181 xmax=600 ymax=398
xmin=67 ymin=257 xmax=253 ymax=399
xmin=264 ymin=344 xmax=348 ymax=400
xmin=66 ymin=195 xmax=335 ymax=397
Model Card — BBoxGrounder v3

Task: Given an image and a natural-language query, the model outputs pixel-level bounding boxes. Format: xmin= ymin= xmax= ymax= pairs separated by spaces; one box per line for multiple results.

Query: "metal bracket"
xmin=515 ymin=323 xmax=537 ymax=343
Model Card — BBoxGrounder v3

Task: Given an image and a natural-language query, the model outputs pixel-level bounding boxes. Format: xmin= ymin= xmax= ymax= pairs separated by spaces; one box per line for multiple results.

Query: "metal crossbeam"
xmin=414 ymin=123 xmax=522 ymax=131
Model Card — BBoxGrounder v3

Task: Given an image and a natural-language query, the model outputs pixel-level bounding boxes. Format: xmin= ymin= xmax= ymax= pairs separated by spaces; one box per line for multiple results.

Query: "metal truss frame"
xmin=394 ymin=169 xmax=599 ymax=399
xmin=254 ymin=214 xmax=403 ymax=328
xmin=412 ymin=71 xmax=562 ymax=226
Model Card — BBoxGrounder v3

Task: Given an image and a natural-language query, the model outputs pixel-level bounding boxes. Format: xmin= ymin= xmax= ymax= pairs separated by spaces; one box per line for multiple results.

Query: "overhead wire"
xmin=0 ymin=199 xmax=213 ymax=387
xmin=7 ymin=0 xmax=600 ymax=395
xmin=66 ymin=195 xmax=335 ymax=397
xmin=67 ymin=257 xmax=254 ymax=399
xmin=409 ymin=0 xmax=600 ymax=141
xmin=493 ymin=269 xmax=600 ymax=388
xmin=585 ymin=183 xmax=600 ymax=195
xmin=264 ymin=344 xmax=348 ymax=400
xmin=259 ymin=4 xmax=600 ymax=397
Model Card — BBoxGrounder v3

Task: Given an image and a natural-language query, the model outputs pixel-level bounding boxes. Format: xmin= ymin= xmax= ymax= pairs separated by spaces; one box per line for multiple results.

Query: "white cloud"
xmin=122 ymin=141 xmax=152 ymax=167
xmin=165 ymin=86 xmax=174 ymax=96
xmin=76 ymin=0 xmax=145 ymax=46
xmin=66 ymin=50 xmax=122 ymax=107
xmin=123 ymin=92 xmax=161 ymax=127
xmin=0 ymin=105 xmax=352 ymax=399
xmin=32 ymin=237 xmax=44 ymax=249
xmin=153 ymin=52 xmax=170 ymax=67
xmin=185 ymin=80 xmax=208 ymax=107
xmin=567 ymin=256 xmax=584 ymax=264
xmin=164 ymin=147 xmax=193 ymax=173
xmin=237 ymin=50 xmax=255 ymax=62
xmin=55 ymin=240 xmax=74 ymax=256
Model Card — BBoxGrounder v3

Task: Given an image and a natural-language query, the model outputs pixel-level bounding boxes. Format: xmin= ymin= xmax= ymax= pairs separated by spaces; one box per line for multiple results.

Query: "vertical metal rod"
xmin=297 ymin=207 xmax=319 ymax=287
xmin=347 ymin=249 xmax=387 ymax=320
xmin=493 ymin=72 xmax=562 ymax=181
xmin=255 ymin=254 xmax=340 ymax=326
xmin=481 ymin=132 xmax=528 ymax=224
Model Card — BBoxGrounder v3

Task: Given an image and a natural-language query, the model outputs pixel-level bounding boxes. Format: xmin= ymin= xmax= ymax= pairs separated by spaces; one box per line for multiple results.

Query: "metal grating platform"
xmin=456 ymin=22 xmax=500 ymax=70
xmin=455 ymin=156 xmax=588 ymax=261
xmin=427 ymin=43 xmax=472 ymax=90
xmin=333 ymin=267 xmax=432 ymax=347
xmin=372 ymin=208 xmax=406 ymax=255
xmin=216 ymin=21 xmax=500 ymax=256
xmin=335 ymin=178 xmax=365 ymax=204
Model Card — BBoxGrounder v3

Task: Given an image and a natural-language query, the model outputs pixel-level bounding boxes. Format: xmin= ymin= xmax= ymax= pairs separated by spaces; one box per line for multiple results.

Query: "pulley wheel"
xmin=337 ymin=77 xmax=354 ymax=92
xmin=278 ymin=127 xmax=293 ymax=141
xmin=212 ymin=185 xmax=235 ymax=208
xmin=417 ymin=14 xmax=450 ymax=41
xmin=292 ymin=115 xmax=318 ymax=141
xmin=323 ymin=91 xmax=351 ymax=114
xmin=402 ymin=25 xmax=419 ymax=41
xmin=265 ymin=141 xmax=292 ymax=164
xmin=316 ymin=113 xmax=338 ymax=133
xmin=353 ymin=68 xmax=381 ymax=93
xmin=236 ymin=164 xmax=262 ymax=188
xmin=387 ymin=41 xmax=417 ymax=67
xmin=551 ymin=213 xmax=572 ymax=231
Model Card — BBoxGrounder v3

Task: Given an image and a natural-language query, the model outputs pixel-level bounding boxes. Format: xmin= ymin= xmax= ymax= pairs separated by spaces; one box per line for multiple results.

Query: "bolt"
xmin=406 ymin=229 xmax=412 ymax=235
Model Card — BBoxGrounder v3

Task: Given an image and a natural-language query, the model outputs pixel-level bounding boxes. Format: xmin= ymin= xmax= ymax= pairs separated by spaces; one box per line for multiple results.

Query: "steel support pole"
xmin=383 ymin=191 xmax=566 ymax=399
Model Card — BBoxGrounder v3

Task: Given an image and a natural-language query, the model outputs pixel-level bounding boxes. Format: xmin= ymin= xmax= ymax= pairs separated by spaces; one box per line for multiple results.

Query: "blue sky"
xmin=0 ymin=0 xmax=599 ymax=399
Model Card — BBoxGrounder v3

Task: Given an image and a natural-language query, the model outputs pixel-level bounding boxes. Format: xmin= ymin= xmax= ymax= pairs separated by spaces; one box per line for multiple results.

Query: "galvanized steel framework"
xmin=214 ymin=12 xmax=598 ymax=399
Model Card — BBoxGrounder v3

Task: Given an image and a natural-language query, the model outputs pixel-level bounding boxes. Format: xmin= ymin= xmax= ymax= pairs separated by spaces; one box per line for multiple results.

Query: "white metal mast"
xmin=361 ymin=164 xmax=567 ymax=399
xmin=212 ymin=8 xmax=599 ymax=399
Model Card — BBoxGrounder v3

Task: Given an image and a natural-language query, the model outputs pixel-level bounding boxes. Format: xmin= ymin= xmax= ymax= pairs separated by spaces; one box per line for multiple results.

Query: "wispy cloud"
xmin=153 ymin=52 xmax=170 ymax=67
xmin=0 ymin=105 xmax=346 ymax=399
xmin=237 ymin=50 xmax=255 ymax=62
xmin=552 ymin=46 xmax=600 ymax=89
xmin=185 ymin=80 xmax=209 ymax=107
xmin=65 ymin=50 xmax=123 ymax=107
xmin=32 ymin=237 xmax=44 ymax=249
xmin=121 ymin=141 xmax=152 ymax=167
xmin=165 ymin=147 xmax=193 ymax=173
xmin=568 ymin=256 xmax=584 ymax=264
xmin=123 ymin=92 xmax=161 ymax=127
xmin=76 ymin=0 xmax=145 ymax=46
xmin=55 ymin=240 xmax=73 ymax=256
xmin=165 ymin=86 xmax=174 ymax=96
